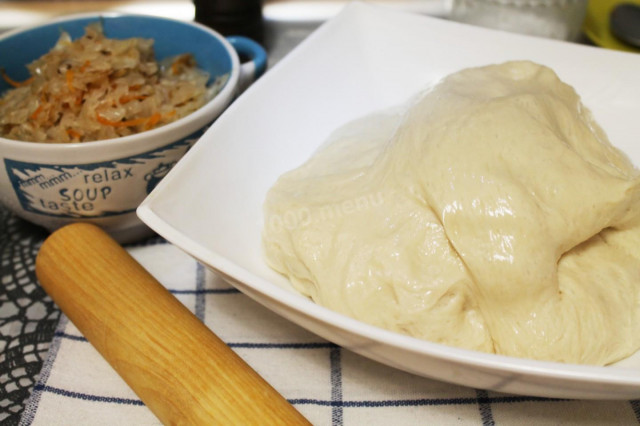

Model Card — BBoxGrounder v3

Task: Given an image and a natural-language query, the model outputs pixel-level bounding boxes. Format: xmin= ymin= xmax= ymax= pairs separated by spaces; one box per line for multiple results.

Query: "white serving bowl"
xmin=138 ymin=3 xmax=640 ymax=399
xmin=0 ymin=13 xmax=266 ymax=242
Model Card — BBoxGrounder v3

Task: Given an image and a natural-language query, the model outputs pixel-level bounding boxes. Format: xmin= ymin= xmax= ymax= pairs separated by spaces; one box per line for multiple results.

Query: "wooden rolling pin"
xmin=36 ymin=222 xmax=310 ymax=425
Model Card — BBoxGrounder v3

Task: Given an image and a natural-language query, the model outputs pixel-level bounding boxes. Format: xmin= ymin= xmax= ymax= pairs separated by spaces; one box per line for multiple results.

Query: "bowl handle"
xmin=226 ymin=36 xmax=267 ymax=93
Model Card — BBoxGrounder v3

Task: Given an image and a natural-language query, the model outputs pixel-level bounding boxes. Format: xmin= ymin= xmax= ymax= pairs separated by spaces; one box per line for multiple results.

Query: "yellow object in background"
xmin=584 ymin=0 xmax=640 ymax=52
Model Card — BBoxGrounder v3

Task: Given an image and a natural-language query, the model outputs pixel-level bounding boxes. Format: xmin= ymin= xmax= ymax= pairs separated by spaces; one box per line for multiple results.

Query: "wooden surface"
xmin=35 ymin=222 xmax=310 ymax=425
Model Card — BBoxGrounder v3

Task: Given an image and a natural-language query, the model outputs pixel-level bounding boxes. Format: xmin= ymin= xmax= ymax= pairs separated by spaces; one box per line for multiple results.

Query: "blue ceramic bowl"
xmin=0 ymin=13 xmax=267 ymax=242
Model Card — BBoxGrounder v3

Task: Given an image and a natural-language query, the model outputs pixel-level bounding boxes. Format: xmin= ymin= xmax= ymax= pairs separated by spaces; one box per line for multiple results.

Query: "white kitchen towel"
xmin=19 ymin=240 xmax=640 ymax=425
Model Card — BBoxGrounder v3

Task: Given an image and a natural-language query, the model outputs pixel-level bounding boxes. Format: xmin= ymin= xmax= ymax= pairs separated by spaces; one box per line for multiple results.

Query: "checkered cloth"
xmin=18 ymin=241 xmax=640 ymax=425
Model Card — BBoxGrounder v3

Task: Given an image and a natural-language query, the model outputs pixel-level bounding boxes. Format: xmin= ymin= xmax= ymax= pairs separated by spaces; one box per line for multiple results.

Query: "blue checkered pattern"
xmin=19 ymin=240 xmax=640 ymax=425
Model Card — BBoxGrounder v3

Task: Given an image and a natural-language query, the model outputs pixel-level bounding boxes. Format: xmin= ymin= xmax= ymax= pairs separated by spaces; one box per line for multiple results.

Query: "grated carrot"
xmin=29 ymin=103 xmax=44 ymax=120
xmin=66 ymin=69 xmax=75 ymax=92
xmin=66 ymin=128 xmax=82 ymax=140
xmin=119 ymin=94 xmax=148 ymax=104
xmin=1 ymin=69 xmax=34 ymax=88
xmin=144 ymin=112 xmax=162 ymax=130
xmin=96 ymin=113 xmax=148 ymax=128
xmin=171 ymin=55 xmax=191 ymax=75
xmin=79 ymin=60 xmax=91 ymax=72
xmin=96 ymin=110 xmax=174 ymax=129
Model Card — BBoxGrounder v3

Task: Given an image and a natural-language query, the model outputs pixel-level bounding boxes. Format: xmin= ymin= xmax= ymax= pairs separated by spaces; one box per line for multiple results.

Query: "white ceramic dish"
xmin=138 ymin=2 xmax=640 ymax=399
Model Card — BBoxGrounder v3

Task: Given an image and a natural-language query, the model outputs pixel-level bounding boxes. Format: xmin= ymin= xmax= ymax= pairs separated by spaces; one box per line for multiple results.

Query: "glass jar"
xmin=449 ymin=0 xmax=589 ymax=41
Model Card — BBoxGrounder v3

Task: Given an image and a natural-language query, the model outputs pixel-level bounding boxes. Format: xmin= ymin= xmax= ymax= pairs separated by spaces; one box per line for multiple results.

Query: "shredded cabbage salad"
xmin=0 ymin=23 xmax=226 ymax=143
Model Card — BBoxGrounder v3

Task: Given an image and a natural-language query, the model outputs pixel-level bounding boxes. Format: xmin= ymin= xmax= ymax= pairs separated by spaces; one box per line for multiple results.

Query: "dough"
xmin=262 ymin=61 xmax=640 ymax=365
